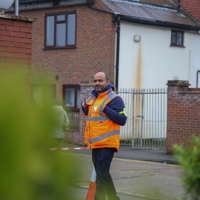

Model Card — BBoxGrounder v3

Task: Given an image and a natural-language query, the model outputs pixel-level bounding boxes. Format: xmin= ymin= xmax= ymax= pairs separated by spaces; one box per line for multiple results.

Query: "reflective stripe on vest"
xmin=99 ymin=90 xmax=118 ymax=116
xmin=86 ymin=97 xmax=93 ymax=103
xmin=87 ymin=116 xmax=109 ymax=121
xmin=88 ymin=130 xmax=120 ymax=144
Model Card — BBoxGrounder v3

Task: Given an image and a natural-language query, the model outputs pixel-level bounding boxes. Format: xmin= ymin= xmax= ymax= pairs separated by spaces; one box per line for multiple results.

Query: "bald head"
xmin=94 ymin=72 xmax=109 ymax=81
xmin=93 ymin=72 xmax=110 ymax=94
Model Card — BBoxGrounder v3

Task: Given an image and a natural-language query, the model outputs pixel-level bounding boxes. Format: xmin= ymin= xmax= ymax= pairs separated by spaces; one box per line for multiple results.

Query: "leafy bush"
xmin=174 ymin=136 xmax=200 ymax=200
xmin=0 ymin=73 xmax=80 ymax=200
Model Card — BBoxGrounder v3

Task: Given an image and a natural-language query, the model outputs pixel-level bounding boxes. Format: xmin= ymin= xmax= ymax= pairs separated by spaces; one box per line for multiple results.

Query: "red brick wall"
xmin=17 ymin=0 xmax=116 ymax=101
xmin=166 ymin=80 xmax=200 ymax=153
xmin=0 ymin=15 xmax=32 ymax=95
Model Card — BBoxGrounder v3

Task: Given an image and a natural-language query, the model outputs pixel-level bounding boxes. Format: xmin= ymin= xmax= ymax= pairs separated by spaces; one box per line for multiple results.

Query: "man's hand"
xmin=82 ymin=100 xmax=88 ymax=115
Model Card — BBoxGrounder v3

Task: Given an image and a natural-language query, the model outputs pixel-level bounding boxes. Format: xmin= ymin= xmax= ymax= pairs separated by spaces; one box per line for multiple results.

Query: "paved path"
xmin=63 ymin=151 xmax=184 ymax=200
xmin=65 ymin=145 xmax=178 ymax=164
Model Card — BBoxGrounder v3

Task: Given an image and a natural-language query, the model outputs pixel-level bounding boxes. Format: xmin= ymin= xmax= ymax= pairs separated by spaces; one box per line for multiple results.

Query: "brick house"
xmin=6 ymin=0 xmax=200 ymax=146
xmin=8 ymin=0 xmax=115 ymax=100
xmin=7 ymin=0 xmax=116 ymax=144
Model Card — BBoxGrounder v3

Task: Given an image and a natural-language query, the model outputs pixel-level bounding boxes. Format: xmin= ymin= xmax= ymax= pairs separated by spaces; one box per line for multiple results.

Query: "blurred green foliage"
xmin=0 ymin=73 xmax=79 ymax=200
xmin=174 ymin=135 xmax=200 ymax=200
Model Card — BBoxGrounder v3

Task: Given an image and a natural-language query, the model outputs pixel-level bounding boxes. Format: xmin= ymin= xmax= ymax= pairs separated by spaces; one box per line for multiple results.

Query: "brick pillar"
xmin=166 ymin=80 xmax=200 ymax=153
xmin=0 ymin=14 xmax=33 ymax=96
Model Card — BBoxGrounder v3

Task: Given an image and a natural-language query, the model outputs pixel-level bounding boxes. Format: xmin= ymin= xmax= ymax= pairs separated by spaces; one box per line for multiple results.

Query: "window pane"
xmin=76 ymin=86 xmax=80 ymax=108
xmin=56 ymin=23 xmax=66 ymax=46
xmin=177 ymin=32 xmax=183 ymax=45
xmin=57 ymin=15 xmax=65 ymax=21
xmin=65 ymin=88 xmax=75 ymax=107
xmin=171 ymin=31 xmax=176 ymax=44
xmin=67 ymin=14 xmax=75 ymax=45
xmin=46 ymin=16 xmax=54 ymax=46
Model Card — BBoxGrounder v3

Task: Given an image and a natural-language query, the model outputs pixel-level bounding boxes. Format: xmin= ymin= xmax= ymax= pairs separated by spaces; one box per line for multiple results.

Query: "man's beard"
xmin=95 ymin=85 xmax=104 ymax=93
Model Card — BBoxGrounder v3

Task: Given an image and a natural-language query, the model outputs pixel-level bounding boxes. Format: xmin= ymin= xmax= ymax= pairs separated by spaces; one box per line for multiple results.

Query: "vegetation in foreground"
xmin=174 ymin=136 xmax=200 ymax=200
xmin=0 ymin=73 xmax=80 ymax=200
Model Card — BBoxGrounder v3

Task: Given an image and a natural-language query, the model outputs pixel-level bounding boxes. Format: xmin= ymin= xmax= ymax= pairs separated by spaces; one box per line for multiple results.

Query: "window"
xmin=45 ymin=11 xmax=76 ymax=49
xmin=171 ymin=30 xmax=184 ymax=47
xmin=63 ymin=85 xmax=80 ymax=111
xmin=32 ymin=84 xmax=56 ymax=106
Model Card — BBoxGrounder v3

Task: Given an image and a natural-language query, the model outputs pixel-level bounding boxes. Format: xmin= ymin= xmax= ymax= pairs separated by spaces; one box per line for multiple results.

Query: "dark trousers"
xmin=92 ymin=148 xmax=119 ymax=200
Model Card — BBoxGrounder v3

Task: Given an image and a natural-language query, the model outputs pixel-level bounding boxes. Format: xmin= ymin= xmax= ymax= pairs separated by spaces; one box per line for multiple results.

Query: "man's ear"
xmin=107 ymin=80 xmax=110 ymax=84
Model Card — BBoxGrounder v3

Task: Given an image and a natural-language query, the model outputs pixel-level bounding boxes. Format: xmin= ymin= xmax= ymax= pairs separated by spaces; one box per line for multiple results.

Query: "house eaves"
xmin=112 ymin=13 xmax=200 ymax=32
xmin=101 ymin=0 xmax=200 ymax=31
xmin=6 ymin=0 xmax=95 ymax=12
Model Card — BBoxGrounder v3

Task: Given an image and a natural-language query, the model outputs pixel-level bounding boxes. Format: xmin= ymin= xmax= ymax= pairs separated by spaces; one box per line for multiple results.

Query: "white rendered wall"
xmin=118 ymin=22 xmax=200 ymax=90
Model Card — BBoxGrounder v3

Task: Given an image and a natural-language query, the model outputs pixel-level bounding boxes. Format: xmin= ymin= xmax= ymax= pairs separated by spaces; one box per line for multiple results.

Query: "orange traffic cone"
xmin=86 ymin=166 xmax=96 ymax=200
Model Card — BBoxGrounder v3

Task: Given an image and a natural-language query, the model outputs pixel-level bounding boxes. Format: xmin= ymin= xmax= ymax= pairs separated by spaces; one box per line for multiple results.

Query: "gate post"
xmin=166 ymin=80 xmax=200 ymax=154
xmin=132 ymin=91 xmax=135 ymax=148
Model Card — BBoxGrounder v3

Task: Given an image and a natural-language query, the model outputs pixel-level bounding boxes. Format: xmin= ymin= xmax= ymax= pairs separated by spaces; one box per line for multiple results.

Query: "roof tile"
xmin=100 ymin=0 xmax=200 ymax=26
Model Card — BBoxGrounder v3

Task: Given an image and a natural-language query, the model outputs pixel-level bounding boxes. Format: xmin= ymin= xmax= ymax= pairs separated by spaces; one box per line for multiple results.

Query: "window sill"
xmin=43 ymin=46 xmax=77 ymax=50
xmin=170 ymin=44 xmax=185 ymax=48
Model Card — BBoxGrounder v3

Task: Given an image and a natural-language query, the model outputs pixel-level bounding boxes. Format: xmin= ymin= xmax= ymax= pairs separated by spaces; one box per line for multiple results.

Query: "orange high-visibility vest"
xmin=84 ymin=89 xmax=121 ymax=152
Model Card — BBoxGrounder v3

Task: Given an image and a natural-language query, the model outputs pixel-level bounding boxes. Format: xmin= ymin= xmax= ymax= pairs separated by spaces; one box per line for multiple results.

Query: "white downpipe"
xmin=15 ymin=0 xmax=19 ymax=16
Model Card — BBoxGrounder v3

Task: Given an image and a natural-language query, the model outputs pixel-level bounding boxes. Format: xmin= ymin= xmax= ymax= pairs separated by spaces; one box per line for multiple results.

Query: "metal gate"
xmin=118 ymin=88 xmax=167 ymax=149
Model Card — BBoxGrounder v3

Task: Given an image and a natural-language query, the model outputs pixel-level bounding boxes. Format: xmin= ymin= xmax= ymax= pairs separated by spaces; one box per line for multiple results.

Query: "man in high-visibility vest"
xmin=82 ymin=72 xmax=127 ymax=200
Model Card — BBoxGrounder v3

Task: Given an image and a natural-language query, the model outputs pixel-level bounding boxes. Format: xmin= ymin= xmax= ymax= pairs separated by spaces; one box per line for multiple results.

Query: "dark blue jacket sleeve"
xmin=103 ymin=97 xmax=127 ymax=126
xmin=81 ymin=102 xmax=86 ymax=115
